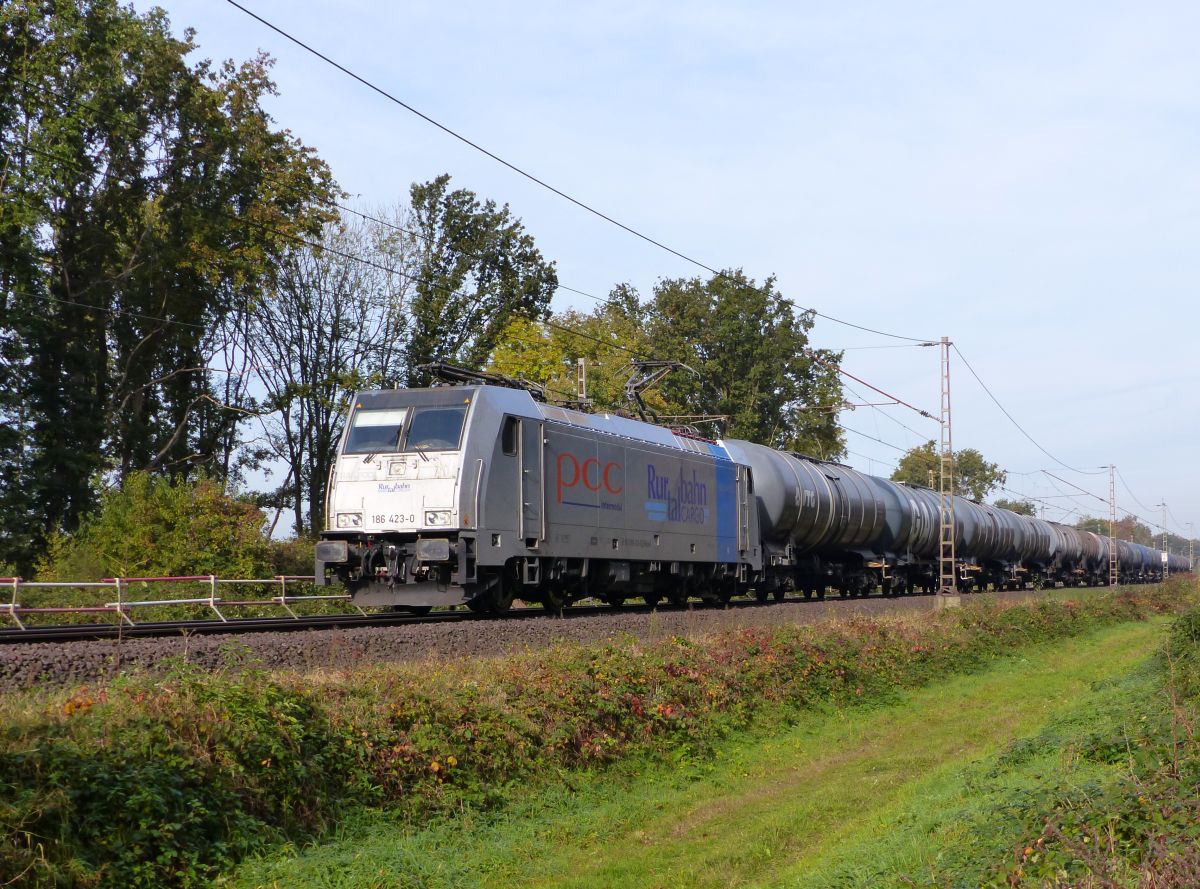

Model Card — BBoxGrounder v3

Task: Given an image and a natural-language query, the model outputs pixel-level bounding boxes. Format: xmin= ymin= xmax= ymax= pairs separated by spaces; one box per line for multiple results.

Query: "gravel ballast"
xmin=0 ymin=590 xmax=1045 ymax=689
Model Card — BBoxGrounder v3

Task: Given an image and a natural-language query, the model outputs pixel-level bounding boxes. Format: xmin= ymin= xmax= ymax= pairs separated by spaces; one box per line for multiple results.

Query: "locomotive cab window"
xmin=343 ymin=407 xmax=408 ymax=454
xmin=501 ymin=417 xmax=519 ymax=455
xmin=404 ymin=405 xmax=468 ymax=451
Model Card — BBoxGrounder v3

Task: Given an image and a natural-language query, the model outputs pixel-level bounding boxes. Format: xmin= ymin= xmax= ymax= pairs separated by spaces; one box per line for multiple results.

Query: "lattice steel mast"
xmin=939 ymin=336 xmax=956 ymax=594
xmin=1108 ymin=464 xmax=1118 ymax=586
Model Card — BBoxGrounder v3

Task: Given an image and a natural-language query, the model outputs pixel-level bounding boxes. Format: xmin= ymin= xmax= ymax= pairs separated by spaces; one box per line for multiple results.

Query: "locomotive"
xmin=315 ymin=376 xmax=1188 ymax=612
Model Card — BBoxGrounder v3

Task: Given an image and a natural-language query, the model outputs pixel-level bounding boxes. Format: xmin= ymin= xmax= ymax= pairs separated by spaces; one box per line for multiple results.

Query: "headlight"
xmin=424 ymin=509 xmax=452 ymax=527
xmin=336 ymin=512 xmax=363 ymax=529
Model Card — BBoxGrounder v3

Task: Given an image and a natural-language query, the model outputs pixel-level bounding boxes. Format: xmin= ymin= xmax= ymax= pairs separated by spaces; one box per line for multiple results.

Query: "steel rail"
xmin=0 ymin=586 xmax=1051 ymax=645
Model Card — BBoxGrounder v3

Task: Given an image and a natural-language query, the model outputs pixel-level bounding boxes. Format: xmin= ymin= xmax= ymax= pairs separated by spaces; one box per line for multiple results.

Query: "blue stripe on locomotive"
xmin=708 ymin=443 xmax=738 ymax=563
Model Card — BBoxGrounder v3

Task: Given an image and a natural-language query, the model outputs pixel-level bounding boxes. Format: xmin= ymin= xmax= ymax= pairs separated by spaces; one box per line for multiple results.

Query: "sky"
xmin=138 ymin=0 xmax=1198 ymax=541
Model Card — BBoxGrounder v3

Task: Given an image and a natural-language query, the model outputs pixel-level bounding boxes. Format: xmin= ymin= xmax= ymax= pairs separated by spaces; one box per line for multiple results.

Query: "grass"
xmin=224 ymin=616 xmax=1168 ymax=888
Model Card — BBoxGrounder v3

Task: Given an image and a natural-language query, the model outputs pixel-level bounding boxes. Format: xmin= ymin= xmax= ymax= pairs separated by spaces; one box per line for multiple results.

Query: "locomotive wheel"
xmin=391 ymin=605 xmax=433 ymax=615
xmin=540 ymin=585 xmax=566 ymax=614
xmin=643 ymin=593 xmax=662 ymax=608
xmin=773 ymin=587 xmax=787 ymax=602
xmin=492 ymin=586 xmax=515 ymax=613
xmin=755 ymin=587 xmax=770 ymax=603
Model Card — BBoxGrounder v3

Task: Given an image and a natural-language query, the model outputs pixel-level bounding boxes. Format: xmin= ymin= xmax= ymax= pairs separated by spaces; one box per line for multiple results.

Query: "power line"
xmin=806 ymin=350 xmax=937 ymax=419
xmin=223 ymin=0 xmax=936 ymax=344
xmin=1114 ymin=466 xmax=1157 ymax=514
xmin=12 ymin=74 xmax=934 ymax=432
xmin=951 ymin=344 xmax=1105 ymax=475
xmin=839 ymin=424 xmax=910 ymax=453
xmin=7 ymin=133 xmax=651 ymax=366
xmin=839 ymin=380 xmax=930 ymax=442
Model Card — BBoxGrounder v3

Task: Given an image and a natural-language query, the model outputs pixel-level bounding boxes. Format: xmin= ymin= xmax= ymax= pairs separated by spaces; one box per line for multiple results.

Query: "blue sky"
xmin=142 ymin=0 xmax=1198 ymax=540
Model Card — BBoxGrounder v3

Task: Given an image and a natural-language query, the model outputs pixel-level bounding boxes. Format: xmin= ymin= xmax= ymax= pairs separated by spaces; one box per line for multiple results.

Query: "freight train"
xmin=315 ymin=377 xmax=1189 ymax=612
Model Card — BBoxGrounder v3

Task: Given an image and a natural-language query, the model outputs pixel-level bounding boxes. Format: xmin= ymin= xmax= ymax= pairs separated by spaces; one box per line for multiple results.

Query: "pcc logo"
xmin=556 ymin=452 xmax=623 ymax=503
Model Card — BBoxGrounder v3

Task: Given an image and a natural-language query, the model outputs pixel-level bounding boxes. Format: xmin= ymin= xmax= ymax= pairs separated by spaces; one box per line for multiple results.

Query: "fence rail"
xmin=0 ymin=575 xmax=361 ymax=630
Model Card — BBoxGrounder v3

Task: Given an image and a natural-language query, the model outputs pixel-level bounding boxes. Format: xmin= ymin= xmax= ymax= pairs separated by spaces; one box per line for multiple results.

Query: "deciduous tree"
xmin=644 ymin=270 xmax=844 ymax=456
xmin=0 ymin=0 xmax=334 ymax=571
xmin=247 ymin=211 xmax=415 ymax=535
xmin=891 ymin=441 xmax=1007 ymax=501
xmin=994 ymin=497 xmax=1036 ymax=516
xmin=406 ymin=175 xmax=557 ymax=384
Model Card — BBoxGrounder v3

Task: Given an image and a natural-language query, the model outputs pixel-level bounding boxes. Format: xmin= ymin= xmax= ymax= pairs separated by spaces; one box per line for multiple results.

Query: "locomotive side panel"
xmin=541 ymin=426 xmax=741 ymax=566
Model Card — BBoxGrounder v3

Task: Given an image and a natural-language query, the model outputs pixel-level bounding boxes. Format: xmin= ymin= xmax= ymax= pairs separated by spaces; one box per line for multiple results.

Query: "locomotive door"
xmin=736 ymin=465 xmax=750 ymax=553
xmin=518 ymin=419 xmax=545 ymax=546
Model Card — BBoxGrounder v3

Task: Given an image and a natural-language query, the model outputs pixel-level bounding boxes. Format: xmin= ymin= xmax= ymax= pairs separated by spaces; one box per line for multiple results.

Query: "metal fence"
xmin=0 ymin=575 xmax=362 ymax=630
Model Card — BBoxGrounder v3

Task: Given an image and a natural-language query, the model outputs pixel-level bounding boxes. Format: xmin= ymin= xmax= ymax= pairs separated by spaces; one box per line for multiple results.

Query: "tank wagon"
xmin=315 ymin=382 xmax=1188 ymax=611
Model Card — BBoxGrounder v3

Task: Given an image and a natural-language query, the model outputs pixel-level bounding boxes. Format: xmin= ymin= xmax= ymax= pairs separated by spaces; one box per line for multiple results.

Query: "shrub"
xmin=36 ymin=472 xmax=272 ymax=581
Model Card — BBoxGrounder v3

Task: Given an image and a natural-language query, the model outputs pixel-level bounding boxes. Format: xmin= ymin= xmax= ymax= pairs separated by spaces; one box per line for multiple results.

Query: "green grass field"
xmin=226 ymin=617 xmax=1168 ymax=889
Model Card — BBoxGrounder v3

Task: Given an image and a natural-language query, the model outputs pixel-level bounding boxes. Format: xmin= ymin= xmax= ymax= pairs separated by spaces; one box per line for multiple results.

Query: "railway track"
xmin=0 ymin=589 xmax=945 ymax=645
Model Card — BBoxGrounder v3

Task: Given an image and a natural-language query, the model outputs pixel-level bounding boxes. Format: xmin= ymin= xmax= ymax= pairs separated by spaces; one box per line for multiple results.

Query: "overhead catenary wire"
xmin=12 ymin=77 xmax=932 ymax=435
xmin=222 ymin=0 xmax=936 ymax=345
xmin=1115 ymin=466 xmax=1159 ymax=515
xmin=806 ymin=350 xmax=937 ymax=420
xmin=951 ymin=344 xmax=1106 ymax=475
xmin=6 ymin=134 xmax=653 ymax=368
xmin=9 ymin=72 xmax=1185 ymax=531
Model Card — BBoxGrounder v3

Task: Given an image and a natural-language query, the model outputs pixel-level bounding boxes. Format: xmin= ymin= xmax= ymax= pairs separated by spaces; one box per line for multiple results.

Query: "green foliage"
xmin=489 ymin=284 xmax=655 ymax=412
xmin=488 ymin=273 xmax=846 ymax=455
xmin=644 ymin=270 xmax=845 ymax=456
xmin=0 ymin=0 xmax=336 ymax=572
xmin=406 ymin=174 xmax=558 ymax=385
xmin=891 ymin=440 xmax=1007 ymax=500
xmin=268 ymin=535 xmax=320 ymax=577
xmin=0 ymin=664 xmax=358 ymax=888
xmin=882 ymin=578 xmax=1200 ymax=888
xmin=994 ymin=497 xmax=1036 ymax=516
xmin=0 ymin=586 xmax=1186 ymax=887
xmin=984 ymin=604 xmax=1200 ymax=887
xmin=36 ymin=472 xmax=271 ymax=580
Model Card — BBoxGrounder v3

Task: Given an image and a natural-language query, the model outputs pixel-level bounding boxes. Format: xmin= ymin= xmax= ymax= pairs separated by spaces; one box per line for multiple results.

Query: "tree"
xmin=890 ymin=441 xmax=1007 ymax=501
xmin=488 ymin=283 xmax=654 ymax=412
xmin=488 ymin=273 xmax=845 ymax=454
xmin=247 ymin=211 xmax=415 ymax=536
xmin=1076 ymin=515 xmax=1155 ymax=546
xmin=644 ymin=271 xmax=845 ymax=456
xmin=994 ymin=498 xmax=1036 ymax=516
xmin=406 ymin=174 xmax=557 ymax=384
xmin=0 ymin=0 xmax=335 ymax=571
